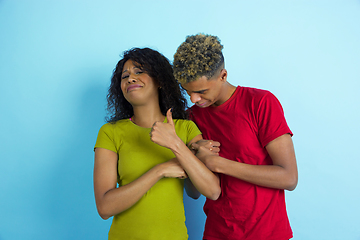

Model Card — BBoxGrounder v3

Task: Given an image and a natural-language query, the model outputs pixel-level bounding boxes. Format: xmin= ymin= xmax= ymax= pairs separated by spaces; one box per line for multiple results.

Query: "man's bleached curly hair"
xmin=173 ymin=33 xmax=224 ymax=84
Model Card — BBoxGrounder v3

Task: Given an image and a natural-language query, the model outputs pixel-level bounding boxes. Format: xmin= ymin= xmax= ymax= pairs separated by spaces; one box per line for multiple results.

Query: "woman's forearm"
xmin=171 ymin=140 xmax=221 ymax=200
xmin=95 ymin=165 xmax=164 ymax=220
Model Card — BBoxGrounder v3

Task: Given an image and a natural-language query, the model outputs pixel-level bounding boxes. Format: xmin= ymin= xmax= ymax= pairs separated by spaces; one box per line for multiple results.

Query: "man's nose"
xmin=190 ymin=93 xmax=201 ymax=103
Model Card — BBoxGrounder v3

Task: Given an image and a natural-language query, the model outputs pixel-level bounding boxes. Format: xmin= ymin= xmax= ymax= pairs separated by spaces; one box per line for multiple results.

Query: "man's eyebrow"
xmin=181 ymin=85 xmax=207 ymax=93
xmin=193 ymin=89 xmax=207 ymax=93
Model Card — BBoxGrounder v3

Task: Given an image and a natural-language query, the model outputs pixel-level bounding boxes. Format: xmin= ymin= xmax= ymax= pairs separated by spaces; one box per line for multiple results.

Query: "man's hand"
xmin=190 ymin=139 xmax=220 ymax=155
xmin=190 ymin=142 xmax=219 ymax=172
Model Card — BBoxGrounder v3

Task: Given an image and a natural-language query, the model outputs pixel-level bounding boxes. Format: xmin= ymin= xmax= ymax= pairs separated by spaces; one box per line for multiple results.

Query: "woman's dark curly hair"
xmin=106 ymin=47 xmax=188 ymax=123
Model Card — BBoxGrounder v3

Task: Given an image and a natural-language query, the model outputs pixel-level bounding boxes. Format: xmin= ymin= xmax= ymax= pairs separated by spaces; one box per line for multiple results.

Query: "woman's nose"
xmin=127 ymin=74 xmax=137 ymax=83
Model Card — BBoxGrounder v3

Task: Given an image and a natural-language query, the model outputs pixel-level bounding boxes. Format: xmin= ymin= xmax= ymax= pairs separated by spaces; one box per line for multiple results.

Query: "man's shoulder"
xmin=238 ymin=86 xmax=279 ymax=108
xmin=241 ymin=86 xmax=272 ymax=97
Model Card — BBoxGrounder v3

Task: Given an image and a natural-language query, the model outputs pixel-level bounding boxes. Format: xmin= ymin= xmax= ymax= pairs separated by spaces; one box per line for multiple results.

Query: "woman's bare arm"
xmin=93 ymin=147 xmax=187 ymax=220
xmin=150 ymin=109 xmax=221 ymax=200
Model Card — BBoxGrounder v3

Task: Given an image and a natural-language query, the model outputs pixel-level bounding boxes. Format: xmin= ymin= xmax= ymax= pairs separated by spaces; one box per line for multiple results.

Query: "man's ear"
xmin=219 ymin=69 xmax=227 ymax=82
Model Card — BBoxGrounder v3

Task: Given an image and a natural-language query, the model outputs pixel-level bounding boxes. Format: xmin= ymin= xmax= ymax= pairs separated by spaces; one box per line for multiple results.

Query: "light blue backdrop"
xmin=1 ymin=1 xmax=359 ymax=239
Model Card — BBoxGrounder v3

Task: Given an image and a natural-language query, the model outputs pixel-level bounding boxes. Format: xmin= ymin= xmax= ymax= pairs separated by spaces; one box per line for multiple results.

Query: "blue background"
xmin=1 ymin=1 xmax=359 ymax=239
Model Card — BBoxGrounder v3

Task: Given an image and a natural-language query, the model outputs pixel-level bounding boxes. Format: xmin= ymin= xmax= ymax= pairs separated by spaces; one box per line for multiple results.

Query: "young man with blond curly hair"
xmin=173 ymin=33 xmax=298 ymax=240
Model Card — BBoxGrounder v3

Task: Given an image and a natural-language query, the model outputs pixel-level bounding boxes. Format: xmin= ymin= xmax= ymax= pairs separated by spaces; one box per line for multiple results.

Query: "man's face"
xmin=181 ymin=74 xmax=224 ymax=108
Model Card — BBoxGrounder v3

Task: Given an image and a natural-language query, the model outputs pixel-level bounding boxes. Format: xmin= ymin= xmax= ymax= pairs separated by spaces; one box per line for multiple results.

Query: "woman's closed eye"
xmin=121 ymin=70 xmax=144 ymax=79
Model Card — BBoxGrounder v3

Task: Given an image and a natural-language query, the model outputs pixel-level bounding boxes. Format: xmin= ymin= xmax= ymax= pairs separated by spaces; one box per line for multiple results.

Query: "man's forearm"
xmin=205 ymin=155 xmax=297 ymax=190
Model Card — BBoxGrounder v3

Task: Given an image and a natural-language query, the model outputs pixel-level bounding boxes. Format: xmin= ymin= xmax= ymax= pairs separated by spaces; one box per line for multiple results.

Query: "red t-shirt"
xmin=190 ymin=86 xmax=293 ymax=240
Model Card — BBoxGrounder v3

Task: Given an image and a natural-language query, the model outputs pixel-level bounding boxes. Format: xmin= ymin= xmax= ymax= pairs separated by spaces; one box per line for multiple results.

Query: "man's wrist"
xmin=206 ymin=155 xmax=219 ymax=172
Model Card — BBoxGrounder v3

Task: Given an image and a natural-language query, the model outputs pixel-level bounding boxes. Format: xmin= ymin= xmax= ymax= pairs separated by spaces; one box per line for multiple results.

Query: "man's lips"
xmin=196 ymin=102 xmax=207 ymax=107
xmin=127 ymin=84 xmax=142 ymax=92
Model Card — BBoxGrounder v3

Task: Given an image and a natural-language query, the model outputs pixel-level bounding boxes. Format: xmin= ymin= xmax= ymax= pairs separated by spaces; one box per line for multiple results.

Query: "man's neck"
xmin=214 ymin=82 xmax=237 ymax=106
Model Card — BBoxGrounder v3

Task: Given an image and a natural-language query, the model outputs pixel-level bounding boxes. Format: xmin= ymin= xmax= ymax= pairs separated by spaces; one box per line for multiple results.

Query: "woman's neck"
xmin=131 ymin=104 xmax=165 ymax=128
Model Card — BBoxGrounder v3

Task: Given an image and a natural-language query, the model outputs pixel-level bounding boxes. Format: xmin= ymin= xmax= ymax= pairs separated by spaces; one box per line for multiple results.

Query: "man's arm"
xmin=195 ymin=134 xmax=298 ymax=191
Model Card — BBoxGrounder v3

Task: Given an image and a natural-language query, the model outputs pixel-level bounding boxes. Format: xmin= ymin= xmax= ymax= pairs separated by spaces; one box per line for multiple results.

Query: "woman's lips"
xmin=127 ymin=84 xmax=142 ymax=92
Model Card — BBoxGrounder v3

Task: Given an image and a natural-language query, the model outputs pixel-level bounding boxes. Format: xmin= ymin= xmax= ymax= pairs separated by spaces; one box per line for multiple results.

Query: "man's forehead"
xmin=181 ymin=76 xmax=209 ymax=91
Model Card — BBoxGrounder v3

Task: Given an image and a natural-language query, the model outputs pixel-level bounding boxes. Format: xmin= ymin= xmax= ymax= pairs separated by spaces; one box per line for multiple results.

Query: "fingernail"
xmin=170 ymin=108 xmax=173 ymax=112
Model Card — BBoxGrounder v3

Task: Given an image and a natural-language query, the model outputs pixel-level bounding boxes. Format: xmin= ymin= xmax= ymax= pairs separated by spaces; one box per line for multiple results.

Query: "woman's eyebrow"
xmin=122 ymin=66 xmax=139 ymax=74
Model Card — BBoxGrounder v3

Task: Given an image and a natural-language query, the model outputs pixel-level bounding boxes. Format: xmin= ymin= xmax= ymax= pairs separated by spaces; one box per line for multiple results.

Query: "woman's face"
xmin=120 ymin=60 xmax=159 ymax=106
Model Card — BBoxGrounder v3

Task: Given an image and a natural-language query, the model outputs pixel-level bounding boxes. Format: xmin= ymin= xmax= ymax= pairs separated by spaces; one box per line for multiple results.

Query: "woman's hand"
xmin=158 ymin=158 xmax=188 ymax=179
xmin=150 ymin=109 xmax=221 ymax=200
xmin=94 ymin=149 xmax=186 ymax=220
xmin=150 ymin=109 xmax=181 ymax=150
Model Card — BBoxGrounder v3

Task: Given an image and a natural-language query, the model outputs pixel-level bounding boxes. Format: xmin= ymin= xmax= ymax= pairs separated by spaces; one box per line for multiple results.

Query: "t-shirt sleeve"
xmin=185 ymin=120 xmax=202 ymax=145
xmin=94 ymin=123 xmax=117 ymax=153
xmin=257 ymin=92 xmax=293 ymax=147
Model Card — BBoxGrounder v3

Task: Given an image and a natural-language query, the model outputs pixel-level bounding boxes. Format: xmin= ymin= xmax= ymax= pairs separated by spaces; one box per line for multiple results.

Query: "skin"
xmin=93 ymin=60 xmax=221 ymax=220
xmin=181 ymin=68 xmax=298 ymax=191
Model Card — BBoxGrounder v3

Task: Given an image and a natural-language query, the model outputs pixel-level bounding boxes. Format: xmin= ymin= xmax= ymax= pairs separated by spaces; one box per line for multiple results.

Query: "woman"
xmin=93 ymin=48 xmax=220 ymax=240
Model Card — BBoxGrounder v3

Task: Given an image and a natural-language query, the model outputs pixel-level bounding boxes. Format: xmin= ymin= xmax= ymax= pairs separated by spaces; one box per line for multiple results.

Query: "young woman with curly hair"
xmin=93 ymin=48 xmax=220 ymax=240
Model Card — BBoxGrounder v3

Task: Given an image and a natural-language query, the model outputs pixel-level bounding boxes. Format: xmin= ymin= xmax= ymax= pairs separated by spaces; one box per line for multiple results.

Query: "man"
xmin=173 ymin=33 xmax=298 ymax=240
